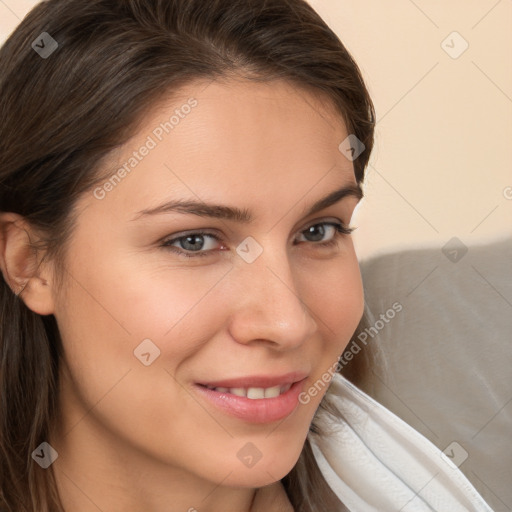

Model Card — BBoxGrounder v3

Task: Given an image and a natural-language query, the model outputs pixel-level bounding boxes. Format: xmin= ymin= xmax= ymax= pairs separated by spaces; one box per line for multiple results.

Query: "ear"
xmin=0 ymin=212 xmax=55 ymax=315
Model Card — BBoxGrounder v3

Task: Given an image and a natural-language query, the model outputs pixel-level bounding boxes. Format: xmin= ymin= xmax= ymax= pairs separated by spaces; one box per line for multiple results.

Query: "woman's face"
xmin=51 ymin=79 xmax=364 ymax=490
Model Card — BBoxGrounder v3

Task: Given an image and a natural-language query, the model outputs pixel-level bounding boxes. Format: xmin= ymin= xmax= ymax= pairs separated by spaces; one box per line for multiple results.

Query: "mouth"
xmin=198 ymin=382 xmax=293 ymax=399
xmin=193 ymin=372 xmax=308 ymax=423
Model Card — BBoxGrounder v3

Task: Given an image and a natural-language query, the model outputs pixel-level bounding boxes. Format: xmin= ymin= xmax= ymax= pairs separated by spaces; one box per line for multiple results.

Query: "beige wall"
xmin=1 ymin=1 xmax=511 ymax=260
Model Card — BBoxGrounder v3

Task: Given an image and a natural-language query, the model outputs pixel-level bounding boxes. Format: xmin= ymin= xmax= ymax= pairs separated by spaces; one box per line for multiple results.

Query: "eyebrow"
xmin=132 ymin=183 xmax=363 ymax=223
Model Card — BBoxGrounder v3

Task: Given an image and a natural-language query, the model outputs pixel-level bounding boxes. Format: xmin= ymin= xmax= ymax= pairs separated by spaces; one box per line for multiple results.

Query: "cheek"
xmin=52 ymin=253 xmax=237 ymax=444
xmin=296 ymin=248 xmax=364 ymax=410
xmin=58 ymin=247 xmax=233 ymax=345
xmin=302 ymin=249 xmax=364 ymax=351
xmin=53 ymin=259 xmax=240 ymax=470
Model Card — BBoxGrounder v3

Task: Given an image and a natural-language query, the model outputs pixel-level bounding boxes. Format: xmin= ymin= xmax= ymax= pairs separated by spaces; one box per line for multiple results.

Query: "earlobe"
xmin=0 ymin=213 xmax=55 ymax=316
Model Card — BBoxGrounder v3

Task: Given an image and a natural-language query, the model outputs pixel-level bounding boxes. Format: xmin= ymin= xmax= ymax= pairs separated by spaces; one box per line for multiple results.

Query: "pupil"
xmin=307 ymin=225 xmax=325 ymax=242
xmin=183 ymin=235 xmax=204 ymax=251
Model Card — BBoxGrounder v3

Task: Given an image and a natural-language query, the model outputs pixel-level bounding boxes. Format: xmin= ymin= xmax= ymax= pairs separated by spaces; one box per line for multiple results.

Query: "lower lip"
xmin=194 ymin=379 xmax=307 ymax=424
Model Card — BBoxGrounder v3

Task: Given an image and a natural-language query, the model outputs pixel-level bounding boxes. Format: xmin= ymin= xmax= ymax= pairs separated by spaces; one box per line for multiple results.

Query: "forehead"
xmin=82 ymin=78 xmax=355 ymax=223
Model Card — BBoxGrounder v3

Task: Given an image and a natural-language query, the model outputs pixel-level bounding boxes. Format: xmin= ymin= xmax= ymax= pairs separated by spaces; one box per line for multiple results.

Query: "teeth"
xmin=247 ymin=388 xmax=265 ymax=399
xmin=281 ymin=383 xmax=292 ymax=393
xmin=264 ymin=386 xmax=281 ymax=398
xmin=207 ymin=383 xmax=293 ymax=399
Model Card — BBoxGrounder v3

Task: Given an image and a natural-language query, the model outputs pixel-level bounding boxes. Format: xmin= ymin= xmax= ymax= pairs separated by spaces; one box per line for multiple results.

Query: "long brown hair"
xmin=0 ymin=1 xmax=375 ymax=510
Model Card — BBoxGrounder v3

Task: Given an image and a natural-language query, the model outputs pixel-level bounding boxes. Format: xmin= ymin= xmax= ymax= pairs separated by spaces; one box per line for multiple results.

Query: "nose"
xmin=226 ymin=248 xmax=318 ymax=350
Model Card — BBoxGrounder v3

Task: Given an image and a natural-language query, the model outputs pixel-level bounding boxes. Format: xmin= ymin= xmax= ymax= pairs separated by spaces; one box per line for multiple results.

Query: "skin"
xmin=1 ymin=78 xmax=364 ymax=511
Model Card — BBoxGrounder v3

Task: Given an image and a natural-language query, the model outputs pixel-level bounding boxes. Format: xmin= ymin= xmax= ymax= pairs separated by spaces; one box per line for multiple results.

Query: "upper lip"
xmin=197 ymin=371 xmax=309 ymax=389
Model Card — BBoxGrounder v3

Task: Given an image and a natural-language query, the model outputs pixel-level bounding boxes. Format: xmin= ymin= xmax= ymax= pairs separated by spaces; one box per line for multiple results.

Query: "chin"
xmin=219 ymin=441 xmax=303 ymax=488
xmin=224 ymin=466 xmax=292 ymax=489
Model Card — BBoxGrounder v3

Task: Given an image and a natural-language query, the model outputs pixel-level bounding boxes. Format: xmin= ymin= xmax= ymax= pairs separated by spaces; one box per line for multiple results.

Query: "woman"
xmin=0 ymin=0 xmax=493 ymax=510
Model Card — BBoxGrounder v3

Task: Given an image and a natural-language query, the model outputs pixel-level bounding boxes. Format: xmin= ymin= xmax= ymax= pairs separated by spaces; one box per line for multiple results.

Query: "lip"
xmin=196 ymin=371 xmax=308 ymax=389
xmin=194 ymin=375 xmax=309 ymax=424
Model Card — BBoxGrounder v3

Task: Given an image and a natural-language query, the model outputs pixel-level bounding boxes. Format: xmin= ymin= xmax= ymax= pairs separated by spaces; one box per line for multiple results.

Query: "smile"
xmin=194 ymin=374 xmax=308 ymax=423
xmin=201 ymin=383 xmax=293 ymax=399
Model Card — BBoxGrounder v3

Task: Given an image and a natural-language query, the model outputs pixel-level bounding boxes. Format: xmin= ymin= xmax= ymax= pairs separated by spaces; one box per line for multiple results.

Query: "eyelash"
xmin=160 ymin=222 xmax=355 ymax=259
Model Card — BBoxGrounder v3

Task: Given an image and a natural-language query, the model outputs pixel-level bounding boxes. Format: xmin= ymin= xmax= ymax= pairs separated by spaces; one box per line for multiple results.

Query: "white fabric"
xmin=310 ymin=373 xmax=494 ymax=512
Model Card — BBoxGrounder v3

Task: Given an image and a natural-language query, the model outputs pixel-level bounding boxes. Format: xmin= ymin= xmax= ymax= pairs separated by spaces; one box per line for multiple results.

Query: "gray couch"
xmin=357 ymin=237 xmax=512 ymax=511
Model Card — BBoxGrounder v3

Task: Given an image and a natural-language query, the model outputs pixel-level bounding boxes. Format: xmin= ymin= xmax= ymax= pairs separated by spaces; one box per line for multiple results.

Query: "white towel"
xmin=310 ymin=373 xmax=494 ymax=511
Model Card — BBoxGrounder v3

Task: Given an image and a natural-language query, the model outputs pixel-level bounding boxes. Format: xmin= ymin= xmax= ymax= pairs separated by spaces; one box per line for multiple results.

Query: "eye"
xmin=295 ymin=222 xmax=354 ymax=247
xmin=162 ymin=231 xmax=223 ymax=258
